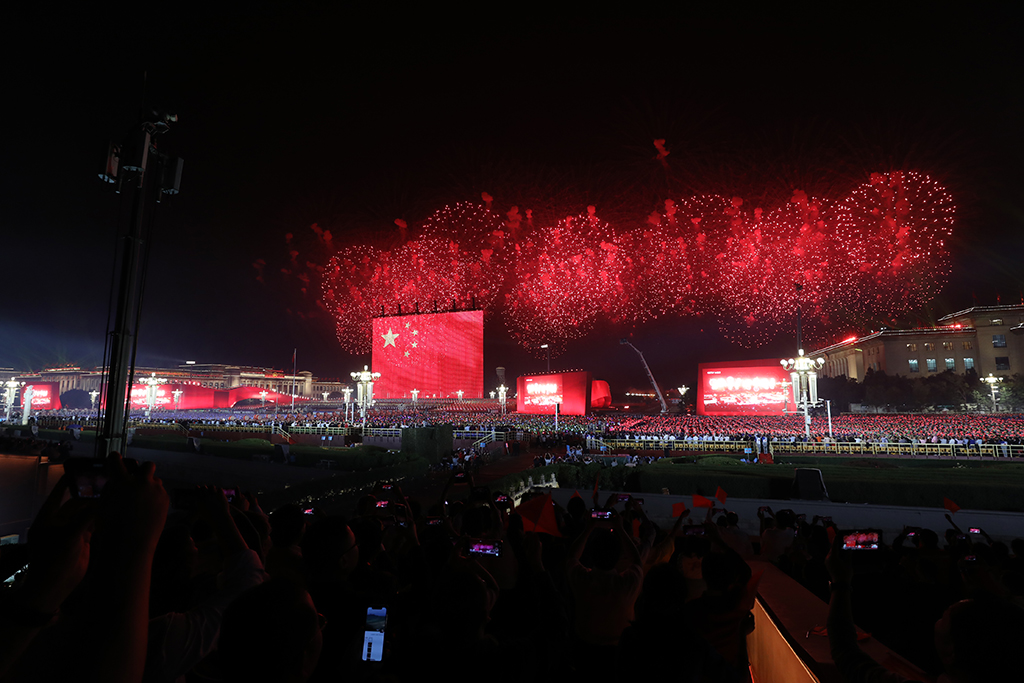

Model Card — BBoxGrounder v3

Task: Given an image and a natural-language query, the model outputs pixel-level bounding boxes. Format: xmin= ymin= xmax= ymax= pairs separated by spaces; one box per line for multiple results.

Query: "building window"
xmin=965 ymin=357 xmax=975 ymax=370
xmin=962 ymin=341 xmax=973 ymax=350
xmin=993 ymin=335 xmax=1007 ymax=348
xmin=906 ymin=343 xmax=918 ymax=352
xmin=909 ymin=359 xmax=919 ymax=373
xmin=924 ymin=343 xmax=935 ymax=351
xmin=945 ymin=358 xmax=955 ymax=371
xmin=996 ymin=357 xmax=1011 ymax=371
xmin=926 ymin=358 xmax=937 ymax=372
xmin=942 ymin=341 xmax=953 ymax=351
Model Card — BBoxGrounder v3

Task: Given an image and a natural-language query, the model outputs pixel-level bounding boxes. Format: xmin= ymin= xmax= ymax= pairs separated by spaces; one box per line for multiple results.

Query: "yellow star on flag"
xmin=381 ymin=328 xmax=399 ymax=347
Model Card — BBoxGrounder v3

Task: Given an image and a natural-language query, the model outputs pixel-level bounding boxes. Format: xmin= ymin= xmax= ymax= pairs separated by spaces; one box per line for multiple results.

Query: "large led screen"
xmin=697 ymin=359 xmax=797 ymax=416
xmin=516 ymin=371 xmax=592 ymax=416
xmin=372 ymin=311 xmax=484 ymax=399
xmin=20 ymin=383 xmax=61 ymax=411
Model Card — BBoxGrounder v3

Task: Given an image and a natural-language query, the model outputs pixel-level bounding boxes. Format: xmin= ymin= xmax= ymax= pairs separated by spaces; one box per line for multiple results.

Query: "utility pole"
xmin=96 ymin=108 xmax=183 ymax=457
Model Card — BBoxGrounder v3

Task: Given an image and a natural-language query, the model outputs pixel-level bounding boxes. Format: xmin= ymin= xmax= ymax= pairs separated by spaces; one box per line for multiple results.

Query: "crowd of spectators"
xmin=3 ymin=451 xmax=1023 ymax=682
xmin=25 ymin=403 xmax=1024 ymax=454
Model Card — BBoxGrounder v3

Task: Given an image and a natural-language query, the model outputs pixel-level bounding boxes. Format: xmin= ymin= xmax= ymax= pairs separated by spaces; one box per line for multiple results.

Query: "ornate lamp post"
xmin=781 ymin=351 xmax=825 ymax=440
xmin=258 ymin=390 xmax=269 ymax=408
xmin=456 ymin=389 xmax=464 ymax=401
xmin=351 ymin=365 xmax=381 ymax=429
xmin=983 ymin=374 xmax=1001 ymax=413
xmin=322 ymin=391 xmax=330 ymax=402
xmin=410 ymin=388 xmax=419 ymax=403
xmin=4 ymin=380 xmax=24 ymax=423
xmin=497 ymin=384 xmax=508 ymax=416
xmin=89 ymin=389 xmax=100 ymax=410
xmin=172 ymin=388 xmax=184 ymax=411
xmin=342 ymin=386 xmax=353 ymax=422
xmin=141 ymin=372 xmax=166 ymax=418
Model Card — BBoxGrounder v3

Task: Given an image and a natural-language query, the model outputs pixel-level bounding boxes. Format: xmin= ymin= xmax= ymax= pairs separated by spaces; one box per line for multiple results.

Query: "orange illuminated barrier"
xmin=746 ymin=561 xmax=932 ymax=683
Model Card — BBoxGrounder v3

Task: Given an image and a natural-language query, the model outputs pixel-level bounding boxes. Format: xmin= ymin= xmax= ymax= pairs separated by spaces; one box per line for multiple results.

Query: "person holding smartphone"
xmin=565 ymin=507 xmax=649 ymax=655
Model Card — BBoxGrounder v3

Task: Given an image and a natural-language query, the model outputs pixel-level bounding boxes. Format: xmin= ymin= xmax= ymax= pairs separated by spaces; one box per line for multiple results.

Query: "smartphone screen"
xmin=361 ymin=606 xmax=387 ymax=662
xmin=842 ymin=531 xmax=880 ymax=550
xmin=65 ymin=459 xmax=108 ymax=499
xmin=591 ymin=510 xmax=612 ymax=519
xmin=468 ymin=539 xmax=503 ymax=557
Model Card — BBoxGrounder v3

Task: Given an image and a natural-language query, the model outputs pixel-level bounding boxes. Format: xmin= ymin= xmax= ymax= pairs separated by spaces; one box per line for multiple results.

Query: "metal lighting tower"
xmin=96 ymin=108 xmax=183 ymax=456
xmin=619 ymin=339 xmax=668 ymax=413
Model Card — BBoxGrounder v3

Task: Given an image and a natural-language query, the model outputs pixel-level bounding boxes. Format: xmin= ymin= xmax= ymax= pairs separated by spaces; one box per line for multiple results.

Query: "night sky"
xmin=3 ymin=5 xmax=1023 ymax=396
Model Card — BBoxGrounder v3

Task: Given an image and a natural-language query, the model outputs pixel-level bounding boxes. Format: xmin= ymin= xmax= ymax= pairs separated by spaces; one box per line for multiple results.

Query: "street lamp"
xmin=4 ymin=380 xmax=24 ymax=423
xmin=456 ymin=389 xmax=464 ymax=401
xmin=781 ymin=351 xmax=825 ymax=440
xmin=140 ymin=372 xmax=166 ymax=418
xmin=983 ymin=374 xmax=1001 ymax=413
xmin=259 ymin=390 xmax=269 ymax=408
xmin=497 ymin=384 xmax=508 ymax=416
xmin=322 ymin=391 xmax=330 ymax=402
xmin=350 ymin=365 xmax=381 ymax=429
xmin=172 ymin=388 xmax=184 ymax=411
xmin=342 ymin=386 xmax=353 ymax=422
xmin=89 ymin=389 xmax=100 ymax=410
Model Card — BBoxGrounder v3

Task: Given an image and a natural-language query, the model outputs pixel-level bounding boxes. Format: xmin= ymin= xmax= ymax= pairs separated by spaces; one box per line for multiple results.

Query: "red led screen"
xmin=516 ymin=371 xmax=592 ymax=416
xmin=697 ymin=359 xmax=797 ymax=416
xmin=21 ymin=383 xmax=61 ymax=411
xmin=372 ymin=311 xmax=484 ymax=399
xmin=121 ymin=384 xmax=299 ymax=410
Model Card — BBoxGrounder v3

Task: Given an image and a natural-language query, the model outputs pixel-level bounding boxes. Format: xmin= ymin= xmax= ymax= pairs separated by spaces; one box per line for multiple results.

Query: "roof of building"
xmin=938 ymin=304 xmax=1024 ymax=322
xmin=810 ymin=326 xmax=976 ymax=356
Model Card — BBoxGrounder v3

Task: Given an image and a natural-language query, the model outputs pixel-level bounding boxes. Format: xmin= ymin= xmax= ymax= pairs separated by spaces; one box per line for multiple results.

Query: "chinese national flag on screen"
xmin=372 ymin=311 xmax=484 ymax=399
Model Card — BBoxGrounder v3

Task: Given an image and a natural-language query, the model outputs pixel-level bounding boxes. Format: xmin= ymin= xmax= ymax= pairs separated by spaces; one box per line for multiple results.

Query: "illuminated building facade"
xmin=810 ymin=305 xmax=1024 ymax=381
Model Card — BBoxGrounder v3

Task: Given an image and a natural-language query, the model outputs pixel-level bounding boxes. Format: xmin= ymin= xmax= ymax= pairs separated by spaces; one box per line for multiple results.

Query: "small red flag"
xmin=943 ymin=497 xmax=961 ymax=514
xmin=592 ymin=477 xmax=599 ymax=503
xmin=631 ymin=518 xmax=641 ymax=538
xmin=672 ymin=501 xmax=688 ymax=517
xmin=570 ymin=490 xmax=582 ymax=500
xmin=715 ymin=486 xmax=728 ymax=505
xmin=692 ymin=494 xmax=714 ymax=508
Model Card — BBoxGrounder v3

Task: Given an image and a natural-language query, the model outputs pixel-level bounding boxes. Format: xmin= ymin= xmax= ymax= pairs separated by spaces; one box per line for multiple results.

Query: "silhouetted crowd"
xmin=33 ymin=407 xmax=1024 ymax=445
xmin=2 ymin=454 xmax=1023 ymax=682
